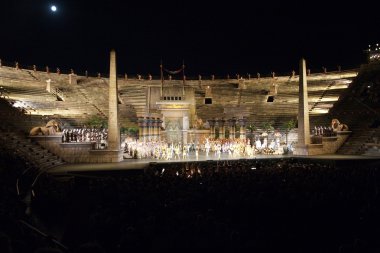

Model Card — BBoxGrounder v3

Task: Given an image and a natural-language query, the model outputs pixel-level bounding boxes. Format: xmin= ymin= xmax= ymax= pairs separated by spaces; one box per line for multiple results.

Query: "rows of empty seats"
xmin=0 ymin=99 xmax=65 ymax=171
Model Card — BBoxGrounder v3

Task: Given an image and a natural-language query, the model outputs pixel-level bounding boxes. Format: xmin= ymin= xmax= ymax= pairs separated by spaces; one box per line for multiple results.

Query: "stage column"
xmin=157 ymin=118 xmax=162 ymax=140
xmin=147 ymin=117 xmax=152 ymax=141
xmin=218 ymin=119 xmax=226 ymax=139
xmin=238 ymin=118 xmax=247 ymax=140
xmin=138 ymin=117 xmax=144 ymax=140
xmin=208 ymin=119 xmax=216 ymax=139
xmin=142 ymin=117 xmax=148 ymax=142
xmin=151 ymin=118 xmax=157 ymax=141
xmin=228 ymin=118 xmax=236 ymax=139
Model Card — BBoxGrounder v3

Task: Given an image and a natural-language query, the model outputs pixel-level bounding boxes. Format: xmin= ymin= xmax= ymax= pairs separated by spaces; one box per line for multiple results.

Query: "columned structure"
xmin=137 ymin=114 xmax=162 ymax=142
xmin=207 ymin=117 xmax=246 ymax=140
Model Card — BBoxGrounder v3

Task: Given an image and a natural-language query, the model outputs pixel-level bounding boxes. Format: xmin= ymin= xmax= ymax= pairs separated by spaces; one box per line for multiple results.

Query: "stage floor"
xmin=49 ymin=152 xmax=380 ymax=175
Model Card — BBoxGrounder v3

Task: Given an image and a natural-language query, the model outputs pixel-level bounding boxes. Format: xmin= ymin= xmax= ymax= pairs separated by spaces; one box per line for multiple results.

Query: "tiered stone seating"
xmin=193 ymin=74 xmax=356 ymax=131
xmin=336 ymin=119 xmax=375 ymax=155
xmin=1 ymin=64 xmax=358 ymax=135
xmin=0 ymin=131 xmax=65 ymax=170
xmin=362 ymin=128 xmax=380 ymax=156
xmin=0 ymin=66 xmax=38 ymax=82
xmin=119 ymin=82 xmax=147 ymax=117
xmin=0 ymin=99 xmax=65 ymax=170
xmin=328 ymin=63 xmax=380 ymax=154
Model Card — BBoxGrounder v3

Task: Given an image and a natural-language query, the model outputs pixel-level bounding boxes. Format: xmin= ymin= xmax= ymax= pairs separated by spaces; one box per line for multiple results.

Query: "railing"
xmin=18 ymin=220 xmax=68 ymax=252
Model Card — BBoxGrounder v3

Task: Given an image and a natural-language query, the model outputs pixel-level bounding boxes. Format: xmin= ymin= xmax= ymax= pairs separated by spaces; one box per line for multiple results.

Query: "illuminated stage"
xmin=49 ymin=152 xmax=380 ymax=175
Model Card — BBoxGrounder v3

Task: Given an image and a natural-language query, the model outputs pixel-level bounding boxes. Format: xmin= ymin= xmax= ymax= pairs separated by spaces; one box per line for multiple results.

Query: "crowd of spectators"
xmin=0 ymin=145 xmax=112 ymax=253
xmin=0 ymin=146 xmax=67 ymax=253
xmin=1 ymin=105 xmax=380 ymax=253
xmin=27 ymin=158 xmax=380 ymax=252
xmin=1 ymin=107 xmax=380 ymax=253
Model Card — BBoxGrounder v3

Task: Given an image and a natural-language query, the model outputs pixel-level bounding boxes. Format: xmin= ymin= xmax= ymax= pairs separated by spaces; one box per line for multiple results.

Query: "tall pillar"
xmin=147 ymin=117 xmax=152 ymax=141
xmin=108 ymin=50 xmax=121 ymax=150
xmin=182 ymin=113 xmax=189 ymax=145
xmin=228 ymin=119 xmax=232 ymax=139
xmin=157 ymin=118 xmax=162 ymax=140
xmin=238 ymin=118 xmax=247 ymax=140
xmin=89 ymin=50 xmax=123 ymax=162
xmin=295 ymin=58 xmax=311 ymax=155
xmin=142 ymin=118 xmax=148 ymax=142
xmin=208 ymin=119 xmax=216 ymax=139
xmin=298 ymin=58 xmax=310 ymax=146
xmin=218 ymin=119 xmax=226 ymax=139
xmin=228 ymin=118 xmax=236 ymax=139
xmin=152 ymin=118 xmax=157 ymax=141
xmin=138 ymin=117 xmax=144 ymax=140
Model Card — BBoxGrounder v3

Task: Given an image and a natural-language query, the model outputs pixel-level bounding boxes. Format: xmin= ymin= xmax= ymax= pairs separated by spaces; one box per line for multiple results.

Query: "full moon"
xmin=51 ymin=5 xmax=57 ymax=12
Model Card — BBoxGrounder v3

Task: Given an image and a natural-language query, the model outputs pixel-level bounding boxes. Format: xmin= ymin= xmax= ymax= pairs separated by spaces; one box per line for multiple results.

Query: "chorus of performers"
xmin=312 ymin=126 xmax=336 ymax=137
xmin=61 ymin=128 xmax=108 ymax=149
xmin=122 ymin=134 xmax=285 ymax=160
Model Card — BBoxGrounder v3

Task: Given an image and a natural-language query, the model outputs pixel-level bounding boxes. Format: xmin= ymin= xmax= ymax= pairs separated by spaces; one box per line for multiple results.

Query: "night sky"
xmin=1 ymin=0 xmax=378 ymax=77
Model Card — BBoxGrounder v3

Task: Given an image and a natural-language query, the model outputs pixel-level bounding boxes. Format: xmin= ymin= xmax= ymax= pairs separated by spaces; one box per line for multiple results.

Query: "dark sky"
xmin=1 ymin=0 xmax=378 ymax=77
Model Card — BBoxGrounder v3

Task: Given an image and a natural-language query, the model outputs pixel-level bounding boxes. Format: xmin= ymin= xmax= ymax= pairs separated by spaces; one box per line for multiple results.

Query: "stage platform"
xmin=49 ymin=152 xmax=380 ymax=175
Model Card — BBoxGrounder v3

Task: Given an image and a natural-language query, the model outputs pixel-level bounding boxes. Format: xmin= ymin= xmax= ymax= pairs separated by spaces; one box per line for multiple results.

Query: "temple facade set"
xmin=207 ymin=117 xmax=247 ymax=140
xmin=137 ymin=115 xmax=163 ymax=141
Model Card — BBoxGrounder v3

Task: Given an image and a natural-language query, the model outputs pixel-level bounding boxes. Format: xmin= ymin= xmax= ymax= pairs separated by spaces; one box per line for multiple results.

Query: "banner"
xmin=163 ymin=67 xmax=183 ymax=75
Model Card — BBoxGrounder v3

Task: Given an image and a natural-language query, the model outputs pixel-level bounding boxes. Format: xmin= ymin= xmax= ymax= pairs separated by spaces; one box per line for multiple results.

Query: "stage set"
xmin=27 ymin=51 xmax=354 ymax=170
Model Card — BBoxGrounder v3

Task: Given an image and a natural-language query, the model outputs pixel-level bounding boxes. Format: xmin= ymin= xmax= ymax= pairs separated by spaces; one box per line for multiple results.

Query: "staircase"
xmin=0 ymin=99 xmax=65 ymax=169
xmin=0 ymin=130 xmax=65 ymax=170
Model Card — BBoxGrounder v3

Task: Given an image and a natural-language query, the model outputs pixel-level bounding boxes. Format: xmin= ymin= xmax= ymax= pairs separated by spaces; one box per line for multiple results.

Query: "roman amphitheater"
xmin=2 ymin=51 xmax=380 ymax=252
xmin=0 ymin=52 xmax=379 ymax=170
